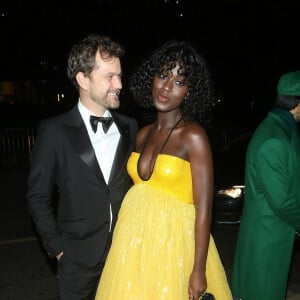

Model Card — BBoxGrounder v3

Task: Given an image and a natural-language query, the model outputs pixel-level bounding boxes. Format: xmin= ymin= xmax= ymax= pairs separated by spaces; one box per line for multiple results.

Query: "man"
xmin=27 ymin=34 xmax=138 ymax=299
xmin=232 ymin=71 xmax=300 ymax=300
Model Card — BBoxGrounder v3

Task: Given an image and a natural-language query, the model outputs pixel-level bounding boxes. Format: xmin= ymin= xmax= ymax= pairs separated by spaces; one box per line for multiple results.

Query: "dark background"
xmin=1 ymin=0 xmax=300 ymax=127
xmin=1 ymin=3 xmax=300 ymax=298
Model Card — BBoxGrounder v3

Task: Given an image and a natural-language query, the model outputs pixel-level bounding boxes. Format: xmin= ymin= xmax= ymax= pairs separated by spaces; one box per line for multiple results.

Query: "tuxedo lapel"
xmin=108 ymin=112 xmax=131 ymax=184
xmin=63 ymin=107 xmax=106 ymax=182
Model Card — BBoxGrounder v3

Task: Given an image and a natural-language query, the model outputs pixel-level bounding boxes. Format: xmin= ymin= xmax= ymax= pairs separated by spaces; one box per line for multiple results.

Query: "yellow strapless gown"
xmin=95 ymin=152 xmax=232 ymax=299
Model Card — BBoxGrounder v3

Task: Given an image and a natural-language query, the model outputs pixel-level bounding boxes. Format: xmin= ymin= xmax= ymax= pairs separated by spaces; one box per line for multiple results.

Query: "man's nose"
xmin=112 ymin=76 xmax=122 ymax=89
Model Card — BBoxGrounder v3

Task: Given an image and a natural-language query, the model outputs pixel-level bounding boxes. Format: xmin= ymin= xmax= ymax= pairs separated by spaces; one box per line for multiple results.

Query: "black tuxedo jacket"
xmin=27 ymin=106 xmax=138 ymax=267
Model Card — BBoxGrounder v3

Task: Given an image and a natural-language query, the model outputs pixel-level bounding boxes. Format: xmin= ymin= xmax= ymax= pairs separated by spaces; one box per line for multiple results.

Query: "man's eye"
xmin=107 ymin=75 xmax=122 ymax=80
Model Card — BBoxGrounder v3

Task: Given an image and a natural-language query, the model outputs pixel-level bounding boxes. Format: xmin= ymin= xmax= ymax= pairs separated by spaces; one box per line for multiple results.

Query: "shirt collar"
xmin=77 ymin=100 xmax=112 ymax=131
xmin=271 ymin=107 xmax=299 ymax=135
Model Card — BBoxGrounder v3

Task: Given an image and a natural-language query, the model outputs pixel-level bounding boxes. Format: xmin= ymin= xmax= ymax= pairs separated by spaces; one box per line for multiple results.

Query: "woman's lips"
xmin=157 ymin=93 xmax=169 ymax=102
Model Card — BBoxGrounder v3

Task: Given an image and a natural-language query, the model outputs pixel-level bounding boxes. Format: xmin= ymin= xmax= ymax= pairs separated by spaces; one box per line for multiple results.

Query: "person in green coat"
xmin=232 ymin=71 xmax=300 ymax=300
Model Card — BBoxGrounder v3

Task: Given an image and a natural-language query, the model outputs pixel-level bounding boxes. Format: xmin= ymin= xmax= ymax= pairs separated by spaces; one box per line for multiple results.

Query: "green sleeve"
xmin=255 ymin=138 xmax=300 ymax=228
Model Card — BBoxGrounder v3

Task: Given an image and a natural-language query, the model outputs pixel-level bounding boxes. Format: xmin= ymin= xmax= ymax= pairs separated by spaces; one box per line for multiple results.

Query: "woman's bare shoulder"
xmin=181 ymin=120 xmax=209 ymax=139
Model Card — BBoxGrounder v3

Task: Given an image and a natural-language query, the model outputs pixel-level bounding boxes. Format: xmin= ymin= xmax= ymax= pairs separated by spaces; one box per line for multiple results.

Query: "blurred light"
xmin=57 ymin=93 xmax=65 ymax=103
xmin=218 ymin=185 xmax=245 ymax=198
xmin=0 ymin=82 xmax=16 ymax=96
xmin=213 ymin=98 xmax=222 ymax=107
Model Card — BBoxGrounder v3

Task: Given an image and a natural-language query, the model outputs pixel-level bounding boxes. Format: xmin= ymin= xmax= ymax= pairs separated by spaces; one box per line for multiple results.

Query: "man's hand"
xmin=56 ymin=252 xmax=63 ymax=261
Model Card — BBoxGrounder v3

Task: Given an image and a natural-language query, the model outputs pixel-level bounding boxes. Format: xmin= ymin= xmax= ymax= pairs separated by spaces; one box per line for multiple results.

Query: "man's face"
xmin=87 ymin=51 xmax=122 ymax=110
xmin=293 ymin=102 xmax=300 ymax=123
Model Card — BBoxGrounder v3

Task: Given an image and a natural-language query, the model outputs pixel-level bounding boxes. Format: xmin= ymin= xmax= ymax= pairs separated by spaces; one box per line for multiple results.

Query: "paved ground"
xmin=0 ymin=168 xmax=55 ymax=299
xmin=0 ymin=168 xmax=299 ymax=299
xmin=213 ymin=225 xmax=300 ymax=300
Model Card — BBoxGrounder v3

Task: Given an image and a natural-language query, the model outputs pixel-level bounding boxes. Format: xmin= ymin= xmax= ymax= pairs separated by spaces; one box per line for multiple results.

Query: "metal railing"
xmin=0 ymin=127 xmax=36 ymax=169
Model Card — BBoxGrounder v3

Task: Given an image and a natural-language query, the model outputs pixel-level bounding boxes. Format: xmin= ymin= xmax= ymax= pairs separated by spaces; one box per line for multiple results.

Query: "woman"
xmin=95 ymin=40 xmax=232 ymax=300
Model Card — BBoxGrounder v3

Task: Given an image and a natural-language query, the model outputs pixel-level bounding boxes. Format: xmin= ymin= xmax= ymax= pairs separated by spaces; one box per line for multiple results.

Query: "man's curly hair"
xmin=67 ymin=34 xmax=124 ymax=89
xmin=129 ymin=40 xmax=215 ymax=122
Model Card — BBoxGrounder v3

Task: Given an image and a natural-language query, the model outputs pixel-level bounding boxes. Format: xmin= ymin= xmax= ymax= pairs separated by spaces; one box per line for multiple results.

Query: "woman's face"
xmin=152 ymin=62 xmax=189 ymax=113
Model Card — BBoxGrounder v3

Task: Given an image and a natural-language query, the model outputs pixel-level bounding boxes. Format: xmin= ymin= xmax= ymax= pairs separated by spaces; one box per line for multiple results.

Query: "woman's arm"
xmin=186 ymin=123 xmax=214 ymax=299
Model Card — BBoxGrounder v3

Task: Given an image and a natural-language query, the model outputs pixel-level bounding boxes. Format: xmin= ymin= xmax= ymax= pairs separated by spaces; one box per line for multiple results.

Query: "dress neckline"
xmin=133 ymin=152 xmax=190 ymax=164
xmin=137 ymin=116 xmax=183 ymax=181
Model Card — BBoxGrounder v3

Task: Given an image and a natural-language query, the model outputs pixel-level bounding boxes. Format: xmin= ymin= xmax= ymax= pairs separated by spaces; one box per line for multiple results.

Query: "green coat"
xmin=232 ymin=108 xmax=300 ymax=300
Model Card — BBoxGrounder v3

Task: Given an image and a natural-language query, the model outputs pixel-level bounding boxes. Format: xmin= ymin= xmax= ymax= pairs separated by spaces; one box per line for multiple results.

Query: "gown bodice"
xmin=127 ymin=152 xmax=193 ymax=204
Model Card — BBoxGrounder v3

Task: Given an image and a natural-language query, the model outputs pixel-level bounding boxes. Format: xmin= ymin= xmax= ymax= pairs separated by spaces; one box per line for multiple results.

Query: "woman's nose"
xmin=163 ymin=79 xmax=172 ymax=91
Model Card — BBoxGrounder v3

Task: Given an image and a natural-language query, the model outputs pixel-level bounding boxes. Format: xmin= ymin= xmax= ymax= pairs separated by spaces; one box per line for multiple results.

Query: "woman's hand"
xmin=188 ymin=269 xmax=207 ymax=300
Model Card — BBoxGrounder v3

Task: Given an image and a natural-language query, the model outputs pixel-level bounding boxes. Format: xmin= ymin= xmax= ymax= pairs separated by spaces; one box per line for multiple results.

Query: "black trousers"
xmin=57 ymin=256 xmax=104 ymax=300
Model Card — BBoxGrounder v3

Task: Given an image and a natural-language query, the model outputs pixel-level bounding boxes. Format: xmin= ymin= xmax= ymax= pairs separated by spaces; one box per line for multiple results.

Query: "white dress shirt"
xmin=78 ymin=100 xmax=121 ymax=184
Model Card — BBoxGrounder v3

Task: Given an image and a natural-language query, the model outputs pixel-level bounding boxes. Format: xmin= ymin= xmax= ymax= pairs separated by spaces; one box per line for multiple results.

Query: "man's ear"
xmin=290 ymin=101 xmax=300 ymax=122
xmin=76 ymin=72 xmax=89 ymax=90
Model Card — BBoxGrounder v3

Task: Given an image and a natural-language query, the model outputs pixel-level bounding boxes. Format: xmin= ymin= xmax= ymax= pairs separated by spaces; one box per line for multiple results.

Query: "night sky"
xmin=1 ymin=0 xmax=300 ymax=117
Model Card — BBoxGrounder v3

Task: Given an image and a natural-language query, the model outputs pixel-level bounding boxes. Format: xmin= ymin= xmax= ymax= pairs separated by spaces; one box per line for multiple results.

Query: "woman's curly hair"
xmin=129 ymin=40 xmax=215 ymax=122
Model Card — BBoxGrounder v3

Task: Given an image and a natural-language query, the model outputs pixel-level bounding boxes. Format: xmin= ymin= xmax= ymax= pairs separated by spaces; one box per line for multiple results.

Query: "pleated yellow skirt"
xmin=95 ymin=184 xmax=232 ymax=299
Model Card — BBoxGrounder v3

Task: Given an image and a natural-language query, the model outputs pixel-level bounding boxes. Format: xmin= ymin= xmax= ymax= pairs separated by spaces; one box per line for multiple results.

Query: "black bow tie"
xmin=90 ymin=115 xmax=113 ymax=134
